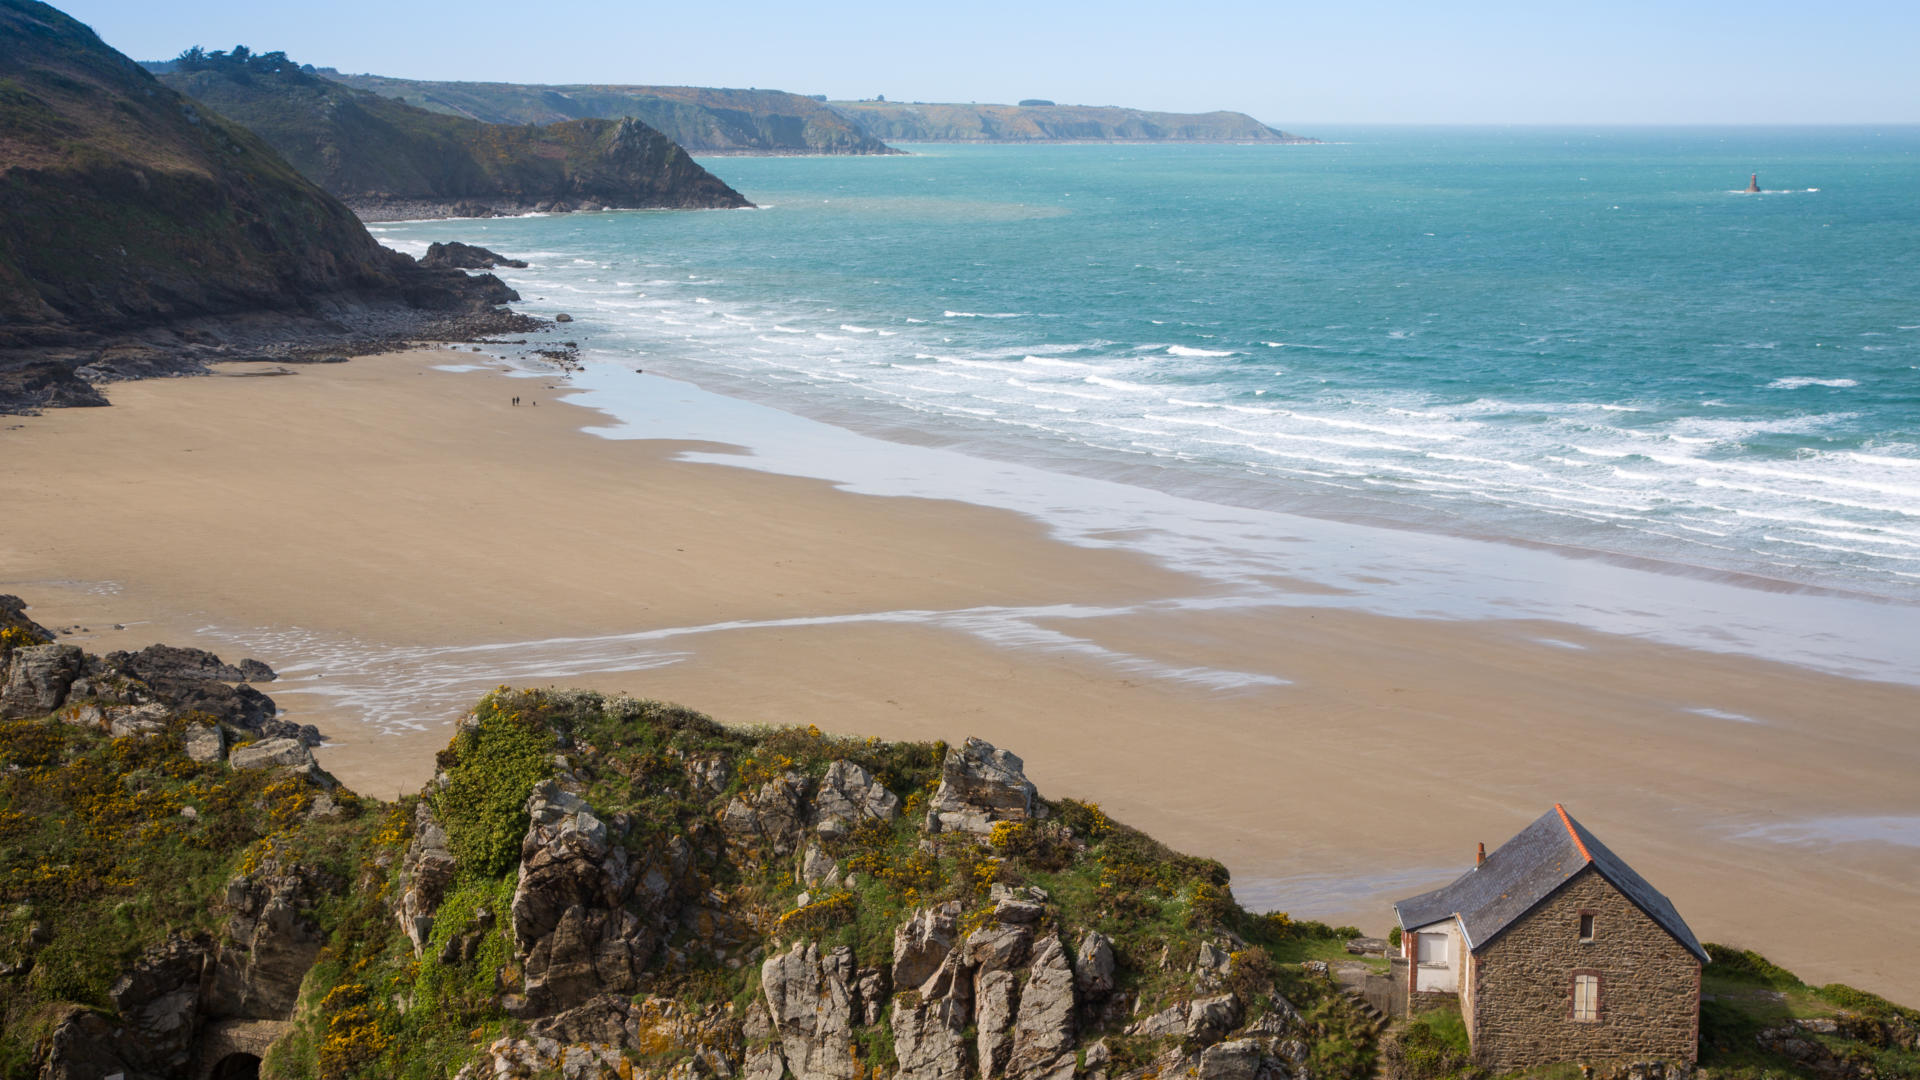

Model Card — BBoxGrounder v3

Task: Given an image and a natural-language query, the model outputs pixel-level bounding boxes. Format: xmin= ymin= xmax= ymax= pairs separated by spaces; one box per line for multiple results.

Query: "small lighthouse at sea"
xmin=1746 ymin=172 xmax=1761 ymax=193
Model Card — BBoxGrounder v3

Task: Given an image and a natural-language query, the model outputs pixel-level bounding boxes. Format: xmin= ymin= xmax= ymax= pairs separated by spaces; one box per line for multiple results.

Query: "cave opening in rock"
xmin=209 ymin=1052 xmax=262 ymax=1080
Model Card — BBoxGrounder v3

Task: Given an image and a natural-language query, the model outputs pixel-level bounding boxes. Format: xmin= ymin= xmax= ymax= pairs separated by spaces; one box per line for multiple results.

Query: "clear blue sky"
xmin=56 ymin=0 xmax=1920 ymax=125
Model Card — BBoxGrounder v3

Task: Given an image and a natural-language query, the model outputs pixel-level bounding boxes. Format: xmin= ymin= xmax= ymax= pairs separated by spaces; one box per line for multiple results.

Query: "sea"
xmin=370 ymin=126 xmax=1920 ymax=680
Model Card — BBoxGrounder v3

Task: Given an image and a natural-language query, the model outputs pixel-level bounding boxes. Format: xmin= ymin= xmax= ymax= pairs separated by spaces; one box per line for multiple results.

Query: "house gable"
xmin=1468 ymin=865 xmax=1701 ymax=1068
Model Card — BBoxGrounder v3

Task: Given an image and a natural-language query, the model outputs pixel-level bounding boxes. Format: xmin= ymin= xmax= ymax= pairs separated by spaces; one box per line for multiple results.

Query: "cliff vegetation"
xmin=1 ymin=596 xmax=1912 ymax=1080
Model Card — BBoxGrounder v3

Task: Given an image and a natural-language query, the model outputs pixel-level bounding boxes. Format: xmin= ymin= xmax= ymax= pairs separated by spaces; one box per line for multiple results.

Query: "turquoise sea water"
xmin=374 ymin=128 xmax=1920 ymax=602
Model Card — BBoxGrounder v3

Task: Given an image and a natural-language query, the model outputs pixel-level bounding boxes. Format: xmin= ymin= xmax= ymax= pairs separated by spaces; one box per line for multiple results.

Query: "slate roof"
xmin=1394 ymin=805 xmax=1709 ymax=963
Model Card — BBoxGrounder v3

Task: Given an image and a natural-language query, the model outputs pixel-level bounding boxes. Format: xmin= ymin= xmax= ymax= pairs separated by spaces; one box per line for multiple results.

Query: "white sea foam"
xmin=1769 ymin=376 xmax=1859 ymax=389
xmin=1167 ymin=345 xmax=1236 ymax=358
xmin=1022 ymin=356 xmax=1107 ymax=371
xmin=944 ymin=311 xmax=1024 ymax=318
xmin=1085 ymin=375 xmax=1157 ymax=393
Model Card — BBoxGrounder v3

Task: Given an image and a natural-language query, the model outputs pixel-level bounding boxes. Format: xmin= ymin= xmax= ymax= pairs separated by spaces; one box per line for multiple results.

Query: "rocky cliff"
xmin=2 ymin=593 xmax=1913 ymax=1080
xmin=310 ymin=74 xmax=899 ymax=156
xmin=153 ymin=50 xmax=752 ymax=220
xmin=825 ymin=102 xmax=1316 ymax=144
xmin=0 ymin=2 xmax=532 ymax=409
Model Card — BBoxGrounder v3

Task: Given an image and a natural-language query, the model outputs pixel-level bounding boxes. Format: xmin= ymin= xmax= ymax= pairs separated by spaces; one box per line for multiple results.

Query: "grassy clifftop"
xmin=825 ymin=101 xmax=1316 ymax=144
xmin=4 ymin=627 xmax=1916 ymax=1080
xmin=315 ymin=73 xmax=898 ymax=156
xmin=153 ymin=50 xmax=751 ymax=218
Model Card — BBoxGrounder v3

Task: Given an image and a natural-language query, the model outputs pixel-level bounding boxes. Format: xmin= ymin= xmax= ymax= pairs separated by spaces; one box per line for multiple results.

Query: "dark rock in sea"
xmin=554 ymin=313 xmax=574 ymax=322
xmin=422 ymin=241 xmax=529 ymax=270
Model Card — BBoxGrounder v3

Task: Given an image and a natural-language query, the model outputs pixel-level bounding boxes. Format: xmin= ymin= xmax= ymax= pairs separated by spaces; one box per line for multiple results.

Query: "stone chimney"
xmin=1476 ymin=842 xmax=1486 ymax=866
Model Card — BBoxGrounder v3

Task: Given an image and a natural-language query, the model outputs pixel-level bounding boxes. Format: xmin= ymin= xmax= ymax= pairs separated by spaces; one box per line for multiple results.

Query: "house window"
xmin=1572 ymin=973 xmax=1601 ymax=1021
xmin=1579 ymin=913 xmax=1596 ymax=941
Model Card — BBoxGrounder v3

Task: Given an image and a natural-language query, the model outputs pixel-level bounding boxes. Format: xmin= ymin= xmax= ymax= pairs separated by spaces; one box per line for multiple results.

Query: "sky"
xmin=55 ymin=0 xmax=1920 ymax=125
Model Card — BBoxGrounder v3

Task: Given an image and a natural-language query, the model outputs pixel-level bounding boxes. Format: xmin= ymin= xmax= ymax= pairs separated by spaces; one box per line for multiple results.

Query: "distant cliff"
xmin=318 ymin=73 xmax=898 ymax=156
xmin=828 ymin=101 xmax=1316 ymax=144
xmin=0 ymin=1 xmax=527 ymax=394
xmin=150 ymin=50 xmax=751 ymax=220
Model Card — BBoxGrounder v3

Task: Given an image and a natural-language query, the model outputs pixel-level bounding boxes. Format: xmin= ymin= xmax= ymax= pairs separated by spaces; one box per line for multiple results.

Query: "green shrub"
xmin=1817 ymin=983 xmax=1920 ymax=1024
xmin=1703 ymin=943 xmax=1805 ymax=989
xmin=1384 ymin=1004 xmax=1478 ymax=1080
xmin=431 ymin=690 xmax=555 ymax=878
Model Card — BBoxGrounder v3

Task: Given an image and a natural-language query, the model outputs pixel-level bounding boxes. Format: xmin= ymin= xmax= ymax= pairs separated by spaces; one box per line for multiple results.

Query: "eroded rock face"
xmin=1007 ymin=935 xmax=1078 ymax=1080
xmin=924 ymin=737 xmax=1038 ymax=835
xmin=462 ymin=995 xmax=745 ymax=1080
xmin=38 ymin=1007 xmax=140 ymax=1080
xmin=892 ymin=950 xmax=973 ymax=1080
xmin=205 ymin=863 xmax=327 ymax=1019
xmin=811 ymin=759 xmax=901 ymax=837
xmin=397 ymin=802 xmax=457 ymax=956
xmin=977 ymin=968 xmax=1020 ymax=1077
xmin=1072 ymin=930 xmax=1116 ymax=999
xmin=893 ymin=901 xmax=964 ymax=991
xmin=760 ymin=941 xmax=858 ymax=1080
xmin=107 ymin=933 xmax=213 ymax=1075
xmin=721 ymin=771 xmax=811 ymax=858
xmin=513 ymin=781 xmax=645 ymax=1013
xmin=230 ymin=737 xmax=315 ymax=771
xmin=964 ymin=924 xmax=1032 ymax=974
xmin=0 ymin=642 xmax=83 ymax=717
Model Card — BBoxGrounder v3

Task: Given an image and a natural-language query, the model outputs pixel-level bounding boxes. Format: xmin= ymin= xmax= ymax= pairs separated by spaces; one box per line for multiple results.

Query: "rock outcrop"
xmin=761 ymin=942 xmax=859 ymax=1080
xmin=423 ymin=241 xmax=529 ymax=270
xmin=512 ymin=781 xmax=647 ymax=1013
xmin=722 ymin=770 xmax=811 ymax=858
xmin=229 ymin=737 xmax=314 ymax=771
xmin=0 ymin=642 xmax=83 ymax=717
xmin=925 ymin=737 xmax=1039 ymax=834
xmin=396 ymin=802 xmax=458 ymax=955
xmin=106 ymin=643 xmax=276 ymax=684
xmin=205 ymin=859 xmax=329 ymax=1019
xmin=812 ymin=758 xmax=901 ymax=837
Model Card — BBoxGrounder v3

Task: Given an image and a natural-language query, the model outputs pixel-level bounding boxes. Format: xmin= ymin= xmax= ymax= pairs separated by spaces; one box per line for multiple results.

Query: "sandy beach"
xmin=3 ymin=351 xmax=1917 ymax=1000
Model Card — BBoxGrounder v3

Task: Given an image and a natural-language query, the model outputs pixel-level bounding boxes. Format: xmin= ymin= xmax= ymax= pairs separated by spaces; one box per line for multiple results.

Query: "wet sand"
xmin=3 ymin=351 xmax=1917 ymax=1000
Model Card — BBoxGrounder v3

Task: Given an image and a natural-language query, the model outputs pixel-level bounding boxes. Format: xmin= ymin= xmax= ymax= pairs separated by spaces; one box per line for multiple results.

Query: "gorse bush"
xmin=431 ymin=688 xmax=557 ymax=877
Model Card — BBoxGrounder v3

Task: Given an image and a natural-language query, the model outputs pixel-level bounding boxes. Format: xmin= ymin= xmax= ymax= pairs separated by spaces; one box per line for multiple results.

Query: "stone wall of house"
xmin=1469 ymin=866 xmax=1699 ymax=1069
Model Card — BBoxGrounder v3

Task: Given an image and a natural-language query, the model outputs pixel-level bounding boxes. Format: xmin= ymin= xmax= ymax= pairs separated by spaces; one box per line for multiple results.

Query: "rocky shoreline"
xmin=0 ymin=297 xmax=544 ymax=414
xmin=348 ymin=196 xmax=751 ymax=222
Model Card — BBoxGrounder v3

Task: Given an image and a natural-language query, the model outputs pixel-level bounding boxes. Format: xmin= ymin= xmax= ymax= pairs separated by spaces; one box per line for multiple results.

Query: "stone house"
xmin=1393 ymin=805 xmax=1709 ymax=1070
